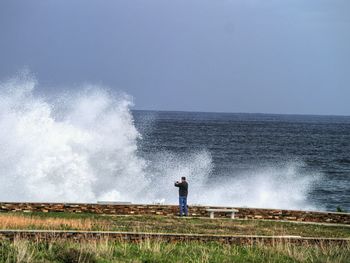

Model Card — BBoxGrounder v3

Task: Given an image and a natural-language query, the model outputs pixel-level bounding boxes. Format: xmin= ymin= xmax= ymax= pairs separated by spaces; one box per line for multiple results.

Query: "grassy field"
xmin=0 ymin=212 xmax=349 ymax=238
xmin=0 ymin=239 xmax=349 ymax=262
xmin=0 ymin=212 xmax=349 ymax=262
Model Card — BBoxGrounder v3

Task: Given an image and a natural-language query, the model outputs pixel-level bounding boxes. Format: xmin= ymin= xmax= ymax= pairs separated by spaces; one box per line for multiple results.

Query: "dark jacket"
xmin=175 ymin=181 xmax=188 ymax=197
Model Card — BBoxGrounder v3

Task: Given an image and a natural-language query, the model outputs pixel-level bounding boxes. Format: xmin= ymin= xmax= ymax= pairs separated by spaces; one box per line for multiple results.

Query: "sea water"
xmin=0 ymin=75 xmax=349 ymax=211
xmin=134 ymin=111 xmax=350 ymax=211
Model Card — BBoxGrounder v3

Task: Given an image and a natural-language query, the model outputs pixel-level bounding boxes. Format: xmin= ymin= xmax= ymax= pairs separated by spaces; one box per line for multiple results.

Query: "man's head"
xmin=181 ymin=177 xmax=186 ymax=181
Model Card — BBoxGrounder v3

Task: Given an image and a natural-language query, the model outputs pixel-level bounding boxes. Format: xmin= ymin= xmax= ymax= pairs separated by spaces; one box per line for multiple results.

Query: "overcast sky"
xmin=1 ymin=0 xmax=349 ymax=115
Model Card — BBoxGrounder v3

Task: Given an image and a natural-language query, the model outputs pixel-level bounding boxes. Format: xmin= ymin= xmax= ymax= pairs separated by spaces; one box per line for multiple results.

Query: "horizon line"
xmin=132 ymin=108 xmax=350 ymax=118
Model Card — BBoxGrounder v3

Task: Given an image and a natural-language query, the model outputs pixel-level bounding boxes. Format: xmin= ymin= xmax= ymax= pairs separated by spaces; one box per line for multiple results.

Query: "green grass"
xmin=0 ymin=239 xmax=349 ymax=263
xmin=1 ymin=212 xmax=349 ymax=238
xmin=0 ymin=212 xmax=349 ymax=262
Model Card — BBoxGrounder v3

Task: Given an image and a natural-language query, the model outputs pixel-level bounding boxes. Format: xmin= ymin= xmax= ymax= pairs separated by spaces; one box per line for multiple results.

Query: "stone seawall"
xmin=0 ymin=202 xmax=349 ymax=224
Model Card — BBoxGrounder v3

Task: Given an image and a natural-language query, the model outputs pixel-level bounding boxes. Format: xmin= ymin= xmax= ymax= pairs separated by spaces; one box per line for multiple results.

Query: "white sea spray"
xmin=0 ymin=74 xmax=321 ymax=210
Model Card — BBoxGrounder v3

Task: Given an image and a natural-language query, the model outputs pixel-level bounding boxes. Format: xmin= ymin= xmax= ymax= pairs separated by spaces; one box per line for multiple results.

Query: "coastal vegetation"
xmin=0 ymin=238 xmax=349 ymax=263
xmin=0 ymin=212 xmax=349 ymax=238
xmin=0 ymin=212 xmax=349 ymax=262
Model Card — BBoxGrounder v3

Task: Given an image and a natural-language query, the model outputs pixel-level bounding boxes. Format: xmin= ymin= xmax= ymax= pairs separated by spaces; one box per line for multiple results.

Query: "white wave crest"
xmin=0 ymin=75 xmax=321 ymax=209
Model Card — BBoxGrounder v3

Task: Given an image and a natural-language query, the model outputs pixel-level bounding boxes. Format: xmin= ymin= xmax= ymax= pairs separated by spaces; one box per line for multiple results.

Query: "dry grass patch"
xmin=0 ymin=214 xmax=110 ymax=231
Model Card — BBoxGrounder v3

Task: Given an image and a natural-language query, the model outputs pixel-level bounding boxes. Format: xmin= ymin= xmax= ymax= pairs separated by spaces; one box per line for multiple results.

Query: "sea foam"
xmin=0 ymin=74 xmax=321 ymax=210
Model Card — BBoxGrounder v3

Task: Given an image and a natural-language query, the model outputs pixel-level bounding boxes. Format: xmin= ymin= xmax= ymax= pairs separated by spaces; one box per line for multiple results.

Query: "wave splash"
xmin=0 ymin=75 xmax=147 ymax=202
xmin=0 ymin=75 xmax=320 ymax=209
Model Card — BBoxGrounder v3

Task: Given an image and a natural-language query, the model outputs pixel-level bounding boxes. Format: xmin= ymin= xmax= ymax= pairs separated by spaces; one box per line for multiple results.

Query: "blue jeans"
xmin=179 ymin=196 xmax=188 ymax=216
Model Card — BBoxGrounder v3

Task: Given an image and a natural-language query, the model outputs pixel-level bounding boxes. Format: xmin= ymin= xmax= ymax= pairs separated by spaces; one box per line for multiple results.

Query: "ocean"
xmin=134 ymin=111 xmax=350 ymax=212
xmin=1 ymin=79 xmax=349 ymax=212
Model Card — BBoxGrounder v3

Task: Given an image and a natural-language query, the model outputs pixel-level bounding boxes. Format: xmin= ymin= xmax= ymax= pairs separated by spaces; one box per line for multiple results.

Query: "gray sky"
xmin=1 ymin=0 xmax=349 ymax=115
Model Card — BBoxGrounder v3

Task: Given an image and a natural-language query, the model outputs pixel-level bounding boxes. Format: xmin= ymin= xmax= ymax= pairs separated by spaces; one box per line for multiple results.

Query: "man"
xmin=174 ymin=176 xmax=188 ymax=216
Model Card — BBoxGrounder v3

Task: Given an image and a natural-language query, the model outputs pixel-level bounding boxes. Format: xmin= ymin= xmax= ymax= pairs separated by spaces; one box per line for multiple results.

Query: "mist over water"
xmin=0 ymin=75 xmax=330 ymax=210
xmin=145 ymin=151 xmax=320 ymax=209
xmin=0 ymin=75 xmax=147 ymax=202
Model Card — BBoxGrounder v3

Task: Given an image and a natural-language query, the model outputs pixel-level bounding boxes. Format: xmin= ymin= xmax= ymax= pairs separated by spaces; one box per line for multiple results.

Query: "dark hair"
xmin=181 ymin=177 xmax=186 ymax=180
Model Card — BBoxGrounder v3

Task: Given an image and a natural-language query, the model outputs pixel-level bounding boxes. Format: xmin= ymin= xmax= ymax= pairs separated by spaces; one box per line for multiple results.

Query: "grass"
xmin=0 ymin=212 xmax=349 ymax=262
xmin=0 ymin=238 xmax=349 ymax=263
xmin=0 ymin=214 xmax=97 ymax=231
xmin=0 ymin=212 xmax=349 ymax=238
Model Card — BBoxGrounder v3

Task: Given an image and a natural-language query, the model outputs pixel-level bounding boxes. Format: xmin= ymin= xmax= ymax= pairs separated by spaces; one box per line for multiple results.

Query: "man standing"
xmin=174 ymin=177 xmax=188 ymax=216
